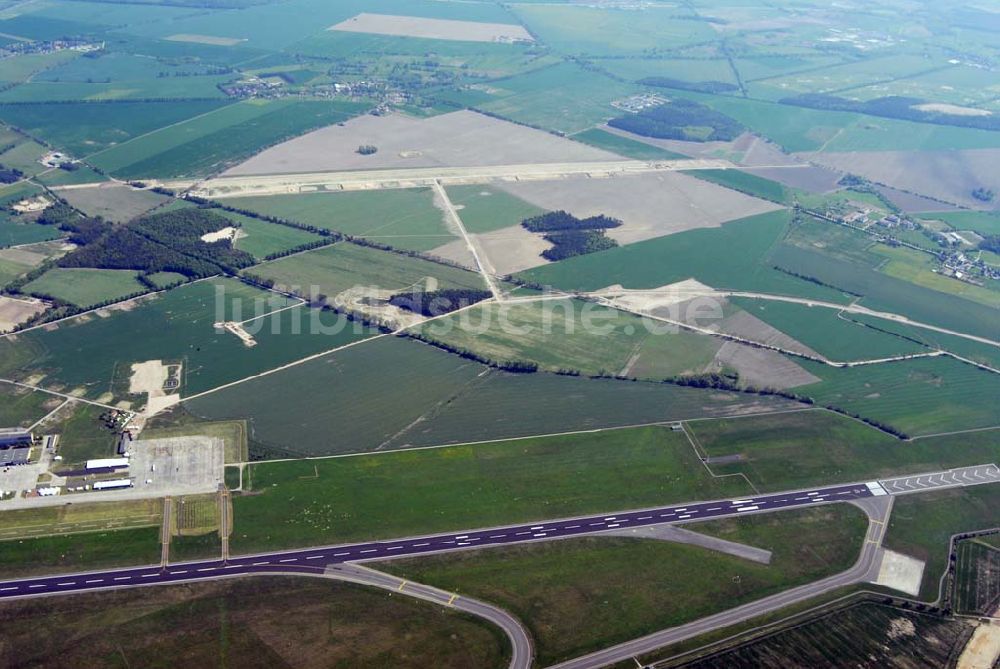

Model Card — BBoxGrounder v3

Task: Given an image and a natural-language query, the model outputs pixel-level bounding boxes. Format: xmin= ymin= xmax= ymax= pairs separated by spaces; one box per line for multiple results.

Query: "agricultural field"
xmin=184 ymin=335 xmax=800 ymax=458
xmin=22 ymin=268 xmax=147 ymax=308
xmin=920 ymin=210 xmax=1000 ymax=236
xmin=953 ymin=539 xmax=1000 ymax=616
xmin=0 ymin=100 xmax=231 ymax=156
xmin=570 ymin=128 xmax=687 ymax=160
xmin=226 ymin=188 xmax=456 ymax=252
xmin=683 ymin=603 xmax=972 ymax=669
xmin=0 ymin=577 xmax=507 ymax=669
xmin=519 ymin=210 xmax=845 ymax=303
xmin=0 ymin=384 xmax=55 ymax=428
xmin=213 ymin=209 xmax=324 ymax=260
xmin=57 ymin=183 xmax=171 ymax=223
xmin=445 ymin=185 xmax=545 ymax=235
xmin=223 ymin=109 xmax=616 ymax=176
xmin=46 ymin=401 xmax=120 ymax=467
xmin=0 ymin=278 xmax=377 ymax=401
xmin=230 ymin=425 xmax=750 ymax=553
xmin=687 ymin=410 xmax=1000 ymax=491
xmin=248 ymin=241 xmax=485 ymax=298
xmin=384 ymin=504 xmax=866 ymax=665
xmin=89 ymin=99 xmax=368 ymax=179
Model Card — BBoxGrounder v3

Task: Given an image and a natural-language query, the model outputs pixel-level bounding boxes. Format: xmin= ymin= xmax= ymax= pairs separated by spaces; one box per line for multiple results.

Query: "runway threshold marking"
xmin=397 ymin=580 xmax=407 ymax=591
xmin=447 ymin=593 xmax=458 ymax=606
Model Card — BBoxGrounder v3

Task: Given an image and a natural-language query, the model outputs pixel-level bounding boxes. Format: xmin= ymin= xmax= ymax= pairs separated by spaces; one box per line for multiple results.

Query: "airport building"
xmin=0 ymin=428 xmax=32 ymax=466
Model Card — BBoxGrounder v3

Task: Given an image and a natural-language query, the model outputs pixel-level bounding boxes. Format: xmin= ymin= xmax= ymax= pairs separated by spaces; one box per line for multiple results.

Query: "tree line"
xmin=608 ymin=99 xmax=744 ymax=142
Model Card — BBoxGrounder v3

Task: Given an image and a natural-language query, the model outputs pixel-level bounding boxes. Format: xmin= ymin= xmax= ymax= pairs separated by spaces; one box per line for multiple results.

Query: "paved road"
xmin=547 ymin=496 xmax=895 ymax=669
xmin=319 ymin=563 xmax=533 ymax=669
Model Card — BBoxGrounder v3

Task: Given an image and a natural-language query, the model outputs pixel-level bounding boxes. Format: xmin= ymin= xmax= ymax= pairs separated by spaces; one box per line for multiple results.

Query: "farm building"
xmin=0 ymin=428 xmax=32 ymax=466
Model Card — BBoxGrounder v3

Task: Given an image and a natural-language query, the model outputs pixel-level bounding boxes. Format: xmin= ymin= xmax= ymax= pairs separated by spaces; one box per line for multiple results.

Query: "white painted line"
xmin=57 ymin=582 xmax=75 ymax=586
xmin=142 ymin=573 xmax=158 ymax=578
xmin=113 ymin=576 xmax=131 ymax=581
xmin=171 ymin=571 xmax=188 ymax=575
xmin=85 ymin=579 xmax=104 ymax=583
xmin=565 ymin=525 xmax=580 ymax=530
xmin=278 ymin=558 xmax=297 ymax=563
xmin=223 ymin=565 xmax=241 ymax=569
xmin=707 ymin=507 xmax=721 ymax=511
xmin=333 ymin=552 xmax=350 ymax=557
xmin=603 ymin=517 xmax=616 ymax=521
xmin=386 ymin=546 xmax=403 ymax=551
xmin=736 ymin=506 xmax=760 ymax=512
xmin=196 ymin=568 xmax=215 ymax=572
xmin=532 ymin=533 xmax=547 ymax=537
xmin=606 ymin=524 xmax=620 ymax=528
xmin=458 ymin=542 xmax=470 ymax=546
xmin=360 ymin=549 xmax=377 ymax=554
xmin=252 ymin=561 xmax=269 ymax=566
xmin=678 ymin=514 xmax=691 ymax=519
xmin=306 ymin=555 xmax=324 ymax=560
xmin=489 ymin=534 xmax=508 ymax=538
xmin=28 ymin=584 xmax=45 ymax=589
xmin=531 ymin=526 xmax=544 ymax=530
xmin=588 ymin=523 xmax=603 ymax=527
xmin=413 ymin=543 xmax=429 ymax=547
xmin=456 ymin=535 xmax=468 ymax=540
xmin=638 ymin=516 xmax=652 ymax=521
xmin=806 ymin=492 xmax=819 ymax=496
xmin=0 ymin=586 xmax=18 ymax=591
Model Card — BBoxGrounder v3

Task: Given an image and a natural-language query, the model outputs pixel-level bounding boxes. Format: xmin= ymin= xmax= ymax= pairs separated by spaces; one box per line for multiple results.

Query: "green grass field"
xmin=250 ymin=241 xmax=486 ymax=297
xmin=920 ymin=210 xmax=1000 ymax=237
xmin=231 ymin=425 xmax=750 ymax=554
xmin=51 ymin=402 xmax=120 ymax=468
xmin=385 ymin=504 xmax=866 ymax=664
xmin=570 ymin=128 xmax=687 ymax=160
xmin=0 ymin=577 xmax=507 ymax=669
xmin=883 ymin=484 xmax=1000 ymax=599
xmin=23 ymin=268 xmax=146 ymax=308
xmin=0 ymin=278 xmax=377 ymax=400
xmin=225 ymin=188 xmax=456 ymax=252
xmin=0 ymin=527 xmax=160 ymax=578
xmin=519 ymin=210 xmax=845 ymax=303
xmin=446 ymin=185 xmax=545 ymax=235
xmin=688 ymin=410 xmax=1000 ymax=491
xmin=0 ymin=385 xmax=53 ymax=428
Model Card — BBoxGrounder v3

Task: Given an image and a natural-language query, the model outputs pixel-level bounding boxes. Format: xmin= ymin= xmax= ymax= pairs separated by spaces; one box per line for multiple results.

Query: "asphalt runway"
xmin=0 ymin=482 xmax=873 ymax=600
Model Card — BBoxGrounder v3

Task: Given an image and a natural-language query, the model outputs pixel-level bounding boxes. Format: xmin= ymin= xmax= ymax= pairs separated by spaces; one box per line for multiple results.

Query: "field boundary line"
xmin=431 ymin=179 xmax=500 ymax=300
xmin=26 ymin=397 xmax=69 ymax=431
xmin=682 ymin=422 xmax=760 ymax=495
xmin=907 ymin=425 xmax=1000 ymax=441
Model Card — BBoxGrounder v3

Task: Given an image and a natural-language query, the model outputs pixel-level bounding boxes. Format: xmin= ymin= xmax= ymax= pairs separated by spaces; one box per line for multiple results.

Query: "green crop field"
xmin=0 ymin=50 xmax=79 ymax=84
xmin=689 ymin=169 xmax=794 ymax=205
xmin=769 ymin=244 xmax=1000 ymax=341
xmin=729 ymin=298 xmax=927 ymax=361
xmin=23 ymin=268 xmax=147 ymax=308
xmin=884 ymin=484 xmax=1000 ymax=599
xmin=411 ymin=298 xmax=649 ymax=375
xmin=445 ymin=185 xmax=545 ymax=235
xmin=185 ymin=335 xmax=799 ymax=457
xmin=519 ymin=210 xmax=844 ymax=303
xmin=50 ymin=401 xmax=119 ymax=467
xmin=596 ymin=57 xmax=739 ymax=85
xmin=250 ymin=241 xmax=485 ymax=297
xmin=385 ymin=504 xmax=866 ymax=664
xmin=226 ymin=188 xmax=456 ymax=252
xmin=231 ymin=425 xmax=750 ymax=554
xmin=90 ymin=99 xmax=368 ymax=179
xmin=0 ymin=278 xmax=377 ymax=401
xmin=465 ymin=62 xmax=641 ymax=135
xmin=571 ymin=128 xmax=687 ymax=160
xmin=214 ymin=210 xmax=324 ymax=260
xmin=0 ymin=100 xmax=231 ymax=156
xmin=0 ymin=76 xmax=231 ymax=103
xmin=798 ymin=357 xmax=1000 ymax=437
xmin=513 ymin=4 xmax=716 ymax=56
xmin=688 ymin=410 xmax=1000 ymax=491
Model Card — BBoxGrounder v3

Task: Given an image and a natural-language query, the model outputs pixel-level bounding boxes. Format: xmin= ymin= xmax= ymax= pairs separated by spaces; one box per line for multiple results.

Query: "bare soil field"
xmin=715 ymin=309 xmax=820 ymax=358
xmin=498 ymin=172 xmax=782 ymax=245
xmin=56 ymin=184 xmax=170 ymax=223
xmin=874 ymin=184 xmax=960 ymax=214
xmin=707 ymin=341 xmax=820 ymax=389
xmin=224 ymin=111 xmax=618 ymax=176
xmin=0 ymin=295 xmax=46 ymax=332
xmin=431 ymin=223 xmax=551 ymax=275
xmin=803 ymin=149 xmax=1000 ymax=209
xmin=329 ymin=13 xmax=533 ymax=43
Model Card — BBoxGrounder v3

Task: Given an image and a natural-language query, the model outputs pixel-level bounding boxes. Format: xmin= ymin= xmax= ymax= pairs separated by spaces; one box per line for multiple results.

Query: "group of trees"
xmin=971 ymin=187 xmax=995 ymax=203
xmin=638 ymin=76 xmax=739 ymax=95
xmin=607 ymin=98 xmax=744 ymax=142
xmin=979 ymin=234 xmax=1000 ymax=254
xmin=521 ymin=210 xmax=621 ymax=261
xmin=0 ymin=164 xmax=23 ymax=184
xmin=781 ymin=94 xmax=1000 ymax=132
xmin=388 ymin=288 xmax=492 ymax=317
xmin=58 ymin=208 xmax=255 ymax=277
